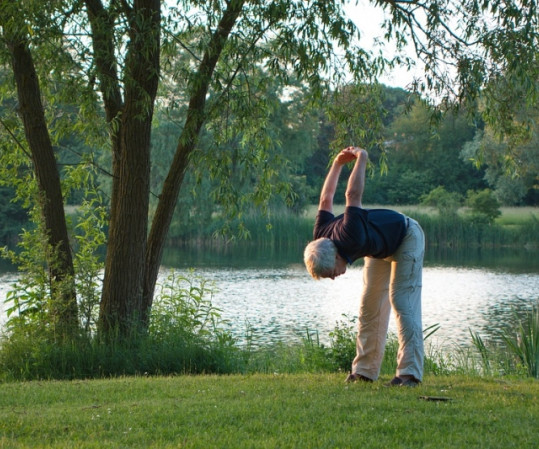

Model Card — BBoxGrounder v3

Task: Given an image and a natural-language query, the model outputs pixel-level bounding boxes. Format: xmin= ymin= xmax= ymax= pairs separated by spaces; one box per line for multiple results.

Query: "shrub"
xmin=466 ymin=189 xmax=501 ymax=224
xmin=421 ymin=186 xmax=462 ymax=216
xmin=328 ymin=314 xmax=357 ymax=371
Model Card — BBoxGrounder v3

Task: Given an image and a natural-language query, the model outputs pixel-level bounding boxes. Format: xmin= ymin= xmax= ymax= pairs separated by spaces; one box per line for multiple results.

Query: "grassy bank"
xmin=1 ymin=374 xmax=537 ymax=448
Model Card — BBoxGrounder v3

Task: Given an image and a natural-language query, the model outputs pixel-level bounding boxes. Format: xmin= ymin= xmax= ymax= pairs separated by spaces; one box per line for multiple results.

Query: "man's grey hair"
xmin=304 ymin=237 xmax=337 ymax=280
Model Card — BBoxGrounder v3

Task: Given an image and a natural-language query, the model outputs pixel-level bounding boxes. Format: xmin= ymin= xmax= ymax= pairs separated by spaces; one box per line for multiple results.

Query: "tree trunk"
xmin=142 ymin=0 xmax=246 ymax=322
xmin=96 ymin=0 xmax=161 ymax=338
xmin=88 ymin=0 xmax=243 ymax=335
xmin=3 ymin=28 xmax=77 ymax=336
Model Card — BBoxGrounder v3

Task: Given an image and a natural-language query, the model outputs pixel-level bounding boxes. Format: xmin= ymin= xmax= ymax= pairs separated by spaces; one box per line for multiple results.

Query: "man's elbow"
xmin=345 ymin=190 xmax=362 ymax=207
xmin=319 ymin=194 xmax=334 ymax=211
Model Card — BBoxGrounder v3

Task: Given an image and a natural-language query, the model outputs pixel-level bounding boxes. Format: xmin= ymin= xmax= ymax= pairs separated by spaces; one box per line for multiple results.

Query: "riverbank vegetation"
xmin=1 ymin=269 xmax=537 ymax=382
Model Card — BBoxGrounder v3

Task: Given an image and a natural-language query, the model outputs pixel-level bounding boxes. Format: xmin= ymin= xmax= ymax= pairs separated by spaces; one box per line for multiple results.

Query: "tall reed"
xmin=239 ymin=209 xmax=539 ymax=250
xmin=170 ymin=207 xmax=538 ymax=251
xmin=501 ymin=303 xmax=539 ymax=378
xmin=242 ymin=210 xmax=313 ymax=248
xmin=469 ymin=303 xmax=539 ymax=379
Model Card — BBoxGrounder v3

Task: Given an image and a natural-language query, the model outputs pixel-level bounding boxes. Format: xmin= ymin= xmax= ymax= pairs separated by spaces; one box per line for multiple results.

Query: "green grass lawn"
xmin=495 ymin=206 xmax=539 ymax=225
xmin=1 ymin=374 xmax=538 ymax=448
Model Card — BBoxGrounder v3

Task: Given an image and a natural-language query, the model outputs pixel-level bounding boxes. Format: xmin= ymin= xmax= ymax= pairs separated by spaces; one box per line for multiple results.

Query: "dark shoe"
xmin=384 ymin=376 xmax=421 ymax=387
xmin=345 ymin=373 xmax=373 ymax=383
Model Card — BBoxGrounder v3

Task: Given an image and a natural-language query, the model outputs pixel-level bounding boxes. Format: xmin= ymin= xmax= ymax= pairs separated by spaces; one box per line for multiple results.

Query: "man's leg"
xmin=351 ymin=256 xmax=392 ymax=380
xmin=389 ymin=218 xmax=425 ymax=382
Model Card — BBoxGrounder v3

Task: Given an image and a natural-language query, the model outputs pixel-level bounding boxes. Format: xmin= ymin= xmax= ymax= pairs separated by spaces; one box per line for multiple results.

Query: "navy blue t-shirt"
xmin=313 ymin=207 xmax=407 ymax=262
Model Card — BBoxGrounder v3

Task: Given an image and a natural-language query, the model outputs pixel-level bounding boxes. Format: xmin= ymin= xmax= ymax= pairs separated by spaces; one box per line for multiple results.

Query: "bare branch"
xmin=0 ymin=117 xmax=33 ymax=160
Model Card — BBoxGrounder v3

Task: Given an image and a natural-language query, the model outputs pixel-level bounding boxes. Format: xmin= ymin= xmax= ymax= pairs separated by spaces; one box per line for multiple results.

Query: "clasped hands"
xmin=334 ymin=146 xmax=368 ymax=165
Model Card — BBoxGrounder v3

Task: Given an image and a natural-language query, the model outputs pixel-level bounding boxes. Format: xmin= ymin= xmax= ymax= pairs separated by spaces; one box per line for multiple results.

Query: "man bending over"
xmin=304 ymin=146 xmax=425 ymax=387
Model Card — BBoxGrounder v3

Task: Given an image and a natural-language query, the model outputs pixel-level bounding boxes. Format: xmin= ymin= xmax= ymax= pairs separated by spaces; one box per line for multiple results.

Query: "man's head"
xmin=304 ymin=238 xmax=348 ymax=280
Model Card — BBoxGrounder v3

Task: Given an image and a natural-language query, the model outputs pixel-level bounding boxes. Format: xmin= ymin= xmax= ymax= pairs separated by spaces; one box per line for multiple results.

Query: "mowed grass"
xmin=1 ymin=374 xmax=538 ymax=448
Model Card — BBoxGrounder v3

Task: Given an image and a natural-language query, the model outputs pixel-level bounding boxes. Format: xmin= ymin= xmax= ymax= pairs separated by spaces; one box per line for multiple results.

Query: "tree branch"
xmin=0 ymin=117 xmax=33 ymax=160
xmin=84 ymin=0 xmax=123 ymax=122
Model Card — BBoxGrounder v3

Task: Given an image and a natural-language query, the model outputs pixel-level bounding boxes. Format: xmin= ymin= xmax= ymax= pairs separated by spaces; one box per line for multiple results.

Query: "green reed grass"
xmin=242 ymin=211 xmax=313 ymax=248
xmin=0 ymin=329 xmax=244 ymax=381
xmin=176 ymin=205 xmax=538 ymax=250
xmin=2 ymin=308 xmax=537 ymax=382
xmin=241 ymin=207 xmax=538 ymax=250
xmin=469 ymin=302 xmax=539 ymax=379
xmin=0 ymin=306 xmax=488 ymax=382
xmin=470 ymin=331 xmax=492 ymax=375
xmin=501 ymin=304 xmax=539 ymax=378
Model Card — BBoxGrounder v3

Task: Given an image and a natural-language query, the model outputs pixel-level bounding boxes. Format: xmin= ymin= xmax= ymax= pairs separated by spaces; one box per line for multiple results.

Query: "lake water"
xmin=1 ymin=245 xmax=538 ymax=351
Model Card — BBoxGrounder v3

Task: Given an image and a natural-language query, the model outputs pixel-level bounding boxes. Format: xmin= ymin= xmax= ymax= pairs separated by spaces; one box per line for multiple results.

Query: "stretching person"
xmin=304 ymin=146 xmax=425 ymax=386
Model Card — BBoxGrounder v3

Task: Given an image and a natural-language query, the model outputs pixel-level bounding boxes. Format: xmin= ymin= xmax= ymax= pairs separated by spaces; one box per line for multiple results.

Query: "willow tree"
xmin=0 ymin=1 xmax=78 ymax=337
xmin=0 ymin=0 xmax=537 ymax=339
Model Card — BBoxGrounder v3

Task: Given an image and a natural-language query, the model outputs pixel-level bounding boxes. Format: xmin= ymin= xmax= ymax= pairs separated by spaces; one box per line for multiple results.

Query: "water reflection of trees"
xmin=425 ymin=246 xmax=539 ymax=273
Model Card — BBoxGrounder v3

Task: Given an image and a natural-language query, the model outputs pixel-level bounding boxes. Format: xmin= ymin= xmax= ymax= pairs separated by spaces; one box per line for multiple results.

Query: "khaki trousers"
xmin=351 ymin=218 xmax=425 ymax=381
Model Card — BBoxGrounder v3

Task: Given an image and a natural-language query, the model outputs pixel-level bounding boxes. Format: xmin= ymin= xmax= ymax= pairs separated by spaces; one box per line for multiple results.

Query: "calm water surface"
xmin=162 ymin=246 xmax=539 ymax=349
xmin=1 ymin=246 xmax=538 ymax=351
xmin=159 ymin=263 xmax=538 ymax=349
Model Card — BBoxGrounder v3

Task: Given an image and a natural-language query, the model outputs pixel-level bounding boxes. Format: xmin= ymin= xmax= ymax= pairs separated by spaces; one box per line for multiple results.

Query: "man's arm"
xmin=345 ymin=148 xmax=368 ymax=208
xmin=318 ymin=146 xmax=367 ymax=212
xmin=318 ymin=160 xmax=343 ymax=213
